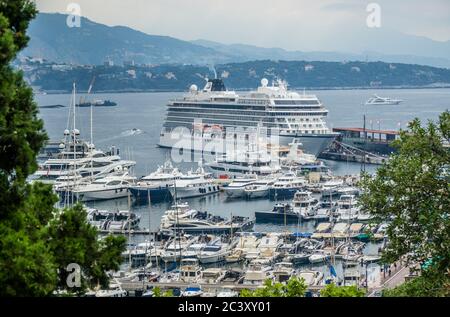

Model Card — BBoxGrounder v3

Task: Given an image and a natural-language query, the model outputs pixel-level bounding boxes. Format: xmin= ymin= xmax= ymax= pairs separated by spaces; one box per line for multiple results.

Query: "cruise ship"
xmin=158 ymin=78 xmax=338 ymax=157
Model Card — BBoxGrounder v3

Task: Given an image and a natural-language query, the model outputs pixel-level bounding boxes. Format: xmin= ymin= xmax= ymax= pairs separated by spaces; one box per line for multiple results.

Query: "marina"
xmin=34 ymin=86 xmax=450 ymax=297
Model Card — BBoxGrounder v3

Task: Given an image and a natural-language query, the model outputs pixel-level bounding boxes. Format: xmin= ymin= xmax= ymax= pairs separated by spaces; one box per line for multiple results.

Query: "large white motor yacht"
xmin=365 ymin=94 xmax=403 ymax=105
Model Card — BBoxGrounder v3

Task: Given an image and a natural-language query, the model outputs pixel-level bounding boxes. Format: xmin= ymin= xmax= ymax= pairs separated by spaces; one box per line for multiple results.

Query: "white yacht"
xmin=158 ymin=78 xmax=337 ymax=157
xmin=169 ymin=165 xmax=220 ymax=199
xmin=365 ymin=94 xmax=403 ymax=105
xmin=292 ymin=191 xmax=319 ymax=219
xmin=244 ymin=178 xmax=276 ymax=199
xmin=159 ymin=204 xmax=254 ymax=234
xmin=34 ymin=134 xmax=134 ymax=184
xmin=336 ymin=195 xmax=360 ymax=222
xmin=128 ymin=160 xmax=182 ymax=203
xmin=235 ymin=234 xmax=260 ymax=261
xmin=269 ymin=172 xmax=307 ymax=199
xmin=320 ymin=179 xmax=345 ymax=199
xmin=272 ymin=262 xmax=295 ymax=283
xmin=242 ymin=264 xmax=273 ymax=286
xmin=296 ymin=270 xmax=324 ymax=286
xmin=179 ymin=259 xmax=202 ymax=283
xmin=86 ymin=209 xmax=140 ymax=232
xmin=160 ymin=236 xmax=194 ymax=263
xmin=206 ymin=148 xmax=281 ymax=178
xmin=223 ymin=176 xmax=257 ymax=199
xmin=197 ymin=238 xmax=231 ymax=264
xmin=70 ymin=172 xmax=136 ymax=201
xmin=256 ymin=233 xmax=283 ymax=264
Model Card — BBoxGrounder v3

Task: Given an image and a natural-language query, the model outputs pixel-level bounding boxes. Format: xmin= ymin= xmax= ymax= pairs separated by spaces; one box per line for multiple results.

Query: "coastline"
xmin=35 ymin=84 xmax=450 ymax=95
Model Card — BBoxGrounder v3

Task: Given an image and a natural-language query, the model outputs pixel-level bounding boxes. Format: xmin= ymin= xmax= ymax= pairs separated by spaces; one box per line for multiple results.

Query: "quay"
xmin=319 ymin=127 xmax=399 ymax=165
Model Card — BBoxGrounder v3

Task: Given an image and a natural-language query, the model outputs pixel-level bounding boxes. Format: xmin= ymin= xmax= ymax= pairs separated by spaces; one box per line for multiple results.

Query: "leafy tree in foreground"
xmin=240 ymin=277 xmax=307 ymax=297
xmin=382 ymin=271 xmax=450 ymax=297
xmin=0 ymin=0 xmax=125 ymax=296
xmin=359 ymin=111 xmax=450 ymax=296
xmin=319 ymin=283 xmax=365 ymax=297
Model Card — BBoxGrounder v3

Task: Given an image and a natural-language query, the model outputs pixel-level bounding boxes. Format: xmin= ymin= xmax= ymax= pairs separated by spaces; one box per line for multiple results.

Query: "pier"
xmin=319 ymin=127 xmax=399 ymax=165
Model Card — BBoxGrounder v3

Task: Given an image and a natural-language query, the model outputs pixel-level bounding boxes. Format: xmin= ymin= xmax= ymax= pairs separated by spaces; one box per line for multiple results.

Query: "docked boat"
xmin=94 ymin=283 xmax=127 ymax=297
xmin=365 ymin=94 xmax=403 ymax=106
xmin=297 ymin=270 xmax=324 ymax=286
xmin=343 ymin=270 xmax=361 ymax=287
xmin=242 ymin=264 xmax=273 ymax=286
xmin=225 ymin=249 xmax=245 ymax=263
xmin=234 ymin=234 xmax=261 ymax=261
xmin=160 ymin=236 xmax=194 ymax=263
xmin=128 ymin=160 xmax=181 ymax=203
xmin=223 ymin=176 xmax=257 ymax=199
xmin=269 ymin=172 xmax=307 ymax=199
xmin=181 ymin=286 xmax=203 ymax=297
xmin=244 ymin=178 xmax=276 ymax=199
xmin=179 ymin=258 xmax=202 ymax=283
xmin=197 ymin=238 xmax=231 ymax=264
xmin=292 ymin=191 xmax=319 ymax=220
xmin=216 ymin=287 xmax=239 ymax=297
xmin=87 ymin=209 xmax=140 ymax=232
xmin=34 ymin=136 xmax=133 ymax=185
xmin=335 ymin=195 xmax=360 ymax=222
xmin=206 ymin=148 xmax=281 ymax=178
xmin=308 ymin=252 xmax=330 ymax=264
xmin=319 ymin=179 xmax=345 ymax=199
xmin=160 ymin=206 xmax=254 ymax=234
xmin=168 ymin=165 xmax=220 ymax=199
xmin=70 ymin=172 xmax=136 ymax=201
xmin=272 ymin=262 xmax=295 ymax=283
xmin=313 ymin=201 xmax=333 ymax=222
xmin=198 ymin=268 xmax=226 ymax=284
xmin=290 ymin=253 xmax=311 ymax=265
xmin=255 ymin=203 xmax=302 ymax=223
xmin=158 ymin=78 xmax=337 ymax=157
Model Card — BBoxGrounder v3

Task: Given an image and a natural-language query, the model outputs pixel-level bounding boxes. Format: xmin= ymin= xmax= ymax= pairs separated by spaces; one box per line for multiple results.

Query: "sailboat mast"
xmin=72 ymin=82 xmax=76 ymax=205
xmin=127 ymin=191 xmax=132 ymax=271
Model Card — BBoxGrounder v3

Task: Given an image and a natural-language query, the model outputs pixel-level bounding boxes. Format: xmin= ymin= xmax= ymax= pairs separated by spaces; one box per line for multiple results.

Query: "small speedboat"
xmin=308 ymin=253 xmax=329 ymax=264
xmin=181 ymin=286 xmax=203 ymax=297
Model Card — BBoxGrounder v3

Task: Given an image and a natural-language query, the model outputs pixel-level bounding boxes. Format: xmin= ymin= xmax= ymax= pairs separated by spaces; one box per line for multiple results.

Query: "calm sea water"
xmin=34 ymin=88 xmax=449 ymax=275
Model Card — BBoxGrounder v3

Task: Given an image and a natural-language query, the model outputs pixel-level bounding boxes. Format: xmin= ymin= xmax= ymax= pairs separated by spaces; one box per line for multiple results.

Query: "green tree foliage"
xmin=47 ymin=205 xmax=126 ymax=293
xmin=359 ymin=111 xmax=450 ymax=295
xmin=152 ymin=287 xmax=174 ymax=297
xmin=383 ymin=271 xmax=450 ymax=297
xmin=320 ymin=283 xmax=365 ymax=297
xmin=240 ymin=277 xmax=307 ymax=297
xmin=0 ymin=0 xmax=126 ymax=296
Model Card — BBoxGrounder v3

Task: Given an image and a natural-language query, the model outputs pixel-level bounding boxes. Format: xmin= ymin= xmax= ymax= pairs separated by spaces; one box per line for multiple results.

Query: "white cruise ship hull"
xmin=158 ymin=131 xmax=336 ymax=157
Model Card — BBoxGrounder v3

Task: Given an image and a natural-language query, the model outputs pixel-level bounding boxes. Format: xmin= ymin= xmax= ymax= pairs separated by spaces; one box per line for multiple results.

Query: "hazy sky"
xmin=35 ymin=0 xmax=450 ymax=51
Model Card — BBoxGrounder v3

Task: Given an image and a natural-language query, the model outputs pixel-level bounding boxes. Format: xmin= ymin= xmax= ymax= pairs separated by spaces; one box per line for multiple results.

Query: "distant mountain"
xmin=22 ymin=13 xmax=450 ymax=68
xmin=191 ymin=40 xmax=450 ymax=69
xmin=22 ymin=13 xmax=233 ymax=65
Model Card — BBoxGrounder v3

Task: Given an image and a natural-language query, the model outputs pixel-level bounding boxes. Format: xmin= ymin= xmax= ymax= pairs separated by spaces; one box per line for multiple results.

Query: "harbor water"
xmin=35 ymin=88 xmax=449 ymax=277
